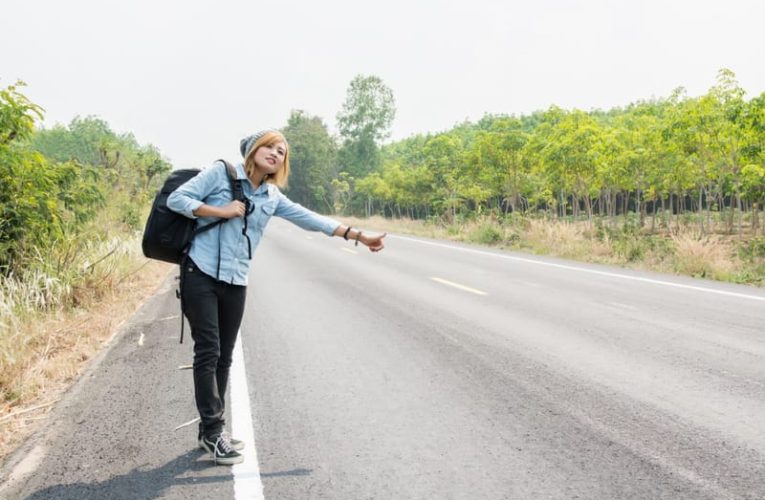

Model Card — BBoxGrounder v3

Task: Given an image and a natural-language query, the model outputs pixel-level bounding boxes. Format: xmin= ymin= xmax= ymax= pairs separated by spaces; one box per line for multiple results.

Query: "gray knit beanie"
xmin=240 ymin=129 xmax=278 ymax=159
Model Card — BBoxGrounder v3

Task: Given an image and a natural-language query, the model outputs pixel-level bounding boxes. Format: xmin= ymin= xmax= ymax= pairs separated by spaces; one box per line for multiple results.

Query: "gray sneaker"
xmin=198 ymin=431 xmax=244 ymax=451
xmin=200 ymin=433 xmax=244 ymax=465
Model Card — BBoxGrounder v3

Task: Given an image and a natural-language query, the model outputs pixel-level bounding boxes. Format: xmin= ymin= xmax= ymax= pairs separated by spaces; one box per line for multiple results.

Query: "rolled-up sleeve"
xmin=167 ymin=165 xmax=221 ymax=219
xmin=274 ymin=191 xmax=340 ymax=236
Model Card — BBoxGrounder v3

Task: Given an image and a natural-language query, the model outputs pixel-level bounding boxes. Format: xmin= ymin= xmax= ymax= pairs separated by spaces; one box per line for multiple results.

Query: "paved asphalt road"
xmin=2 ymin=219 xmax=764 ymax=499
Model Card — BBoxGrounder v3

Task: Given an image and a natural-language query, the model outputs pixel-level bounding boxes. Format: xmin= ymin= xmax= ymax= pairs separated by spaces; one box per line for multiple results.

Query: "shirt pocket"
xmin=257 ymin=200 xmax=277 ymax=230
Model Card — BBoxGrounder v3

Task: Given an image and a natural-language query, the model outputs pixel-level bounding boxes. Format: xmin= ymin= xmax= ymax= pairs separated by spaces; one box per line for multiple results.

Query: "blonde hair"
xmin=244 ymin=130 xmax=290 ymax=188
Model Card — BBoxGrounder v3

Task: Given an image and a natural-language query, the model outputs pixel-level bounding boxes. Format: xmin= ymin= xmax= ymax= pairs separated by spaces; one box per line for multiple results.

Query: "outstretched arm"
xmin=332 ymin=225 xmax=386 ymax=253
xmin=273 ymin=191 xmax=386 ymax=252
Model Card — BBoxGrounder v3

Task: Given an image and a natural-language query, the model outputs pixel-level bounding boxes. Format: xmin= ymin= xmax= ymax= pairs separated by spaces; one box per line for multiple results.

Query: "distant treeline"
xmin=0 ymin=82 xmax=171 ymax=274
xmin=4 ymin=68 xmax=763 ymax=277
xmin=283 ymin=69 xmax=765 ymax=235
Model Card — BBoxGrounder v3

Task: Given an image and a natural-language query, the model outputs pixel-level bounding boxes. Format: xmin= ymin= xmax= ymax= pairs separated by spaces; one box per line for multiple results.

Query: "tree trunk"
xmin=622 ymin=191 xmax=629 ymax=219
xmin=668 ymin=193 xmax=673 ymax=231
xmin=585 ymin=196 xmax=593 ymax=221
xmin=753 ymin=202 xmax=760 ymax=235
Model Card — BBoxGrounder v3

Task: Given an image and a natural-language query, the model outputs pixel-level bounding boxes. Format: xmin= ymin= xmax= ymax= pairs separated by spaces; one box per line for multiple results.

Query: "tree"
xmin=33 ymin=116 xmax=114 ymax=167
xmin=0 ymin=83 xmax=104 ymax=272
xmin=708 ymin=69 xmax=750 ymax=233
xmin=282 ymin=110 xmax=338 ymax=212
xmin=135 ymin=144 xmax=172 ymax=192
xmin=741 ymin=164 xmax=765 ymax=233
xmin=541 ymin=110 xmax=605 ymax=220
xmin=421 ymin=133 xmax=465 ymax=220
xmin=336 ymin=75 xmax=396 ymax=178
xmin=467 ymin=117 xmax=529 ymax=214
xmin=0 ymin=81 xmax=42 ymax=146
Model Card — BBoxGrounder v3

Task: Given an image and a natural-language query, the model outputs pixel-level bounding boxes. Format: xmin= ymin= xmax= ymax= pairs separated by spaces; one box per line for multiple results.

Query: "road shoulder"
xmin=0 ymin=272 xmax=235 ymax=499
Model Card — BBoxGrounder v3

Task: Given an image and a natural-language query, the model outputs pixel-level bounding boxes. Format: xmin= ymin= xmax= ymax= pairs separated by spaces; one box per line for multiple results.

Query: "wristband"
xmin=355 ymin=230 xmax=362 ymax=246
xmin=343 ymin=226 xmax=352 ymax=240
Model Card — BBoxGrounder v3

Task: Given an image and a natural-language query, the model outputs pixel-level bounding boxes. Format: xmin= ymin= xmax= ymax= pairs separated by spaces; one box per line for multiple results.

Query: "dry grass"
xmin=0 ymin=245 xmax=172 ymax=464
xmin=341 ymin=214 xmax=761 ymax=285
xmin=671 ymin=231 xmax=738 ymax=280
xmin=523 ymin=219 xmax=613 ymax=260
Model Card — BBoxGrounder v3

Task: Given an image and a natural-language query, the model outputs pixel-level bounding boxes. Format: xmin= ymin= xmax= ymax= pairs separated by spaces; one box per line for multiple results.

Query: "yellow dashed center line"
xmin=431 ymin=277 xmax=488 ymax=296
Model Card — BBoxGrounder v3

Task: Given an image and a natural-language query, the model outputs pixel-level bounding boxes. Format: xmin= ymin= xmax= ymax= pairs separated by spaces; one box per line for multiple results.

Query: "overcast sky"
xmin=3 ymin=0 xmax=764 ymax=168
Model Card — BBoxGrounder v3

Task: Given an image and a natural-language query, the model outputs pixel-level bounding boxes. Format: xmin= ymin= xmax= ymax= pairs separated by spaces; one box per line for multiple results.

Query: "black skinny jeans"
xmin=181 ymin=259 xmax=246 ymax=438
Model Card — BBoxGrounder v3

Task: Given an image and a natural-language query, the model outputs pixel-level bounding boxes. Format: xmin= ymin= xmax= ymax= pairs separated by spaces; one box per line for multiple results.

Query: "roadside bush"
xmin=471 ymin=223 xmax=503 ymax=244
xmin=738 ymin=236 xmax=765 ymax=260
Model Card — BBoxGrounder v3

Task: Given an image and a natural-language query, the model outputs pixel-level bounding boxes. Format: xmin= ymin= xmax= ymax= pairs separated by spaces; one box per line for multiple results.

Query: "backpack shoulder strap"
xmin=191 ymin=160 xmax=241 ymax=238
xmin=216 ymin=159 xmax=244 ymax=202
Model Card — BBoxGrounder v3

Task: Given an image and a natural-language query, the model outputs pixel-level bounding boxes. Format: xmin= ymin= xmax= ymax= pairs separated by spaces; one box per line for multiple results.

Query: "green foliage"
xmin=0 ymin=81 xmax=43 ymax=145
xmin=316 ymin=68 xmax=765 ymax=237
xmin=282 ymin=110 xmax=338 ymax=211
xmin=594 ymin=218 xmax=673 ymax=262
xmin=0 ymin=83 xmax=170 ymax=275
xmin=31 ymin=116 xmax=171 ymax=194
xmin=470 ymin=223 xmax=503 ymax=245
xmin=733 ymin=236 xmax=765 ymax=285
xmin=120 ymin=203 xmax=142 ymax=230
xmin=738 ymin=236 xmax=765 ymax=260
xmin=741 ymin=164 xmax=765 ymax=201
xmin=337 ymin=74 xmax=396 ymax=143
xmin=336 ymin=75 xmax=396 ymax=178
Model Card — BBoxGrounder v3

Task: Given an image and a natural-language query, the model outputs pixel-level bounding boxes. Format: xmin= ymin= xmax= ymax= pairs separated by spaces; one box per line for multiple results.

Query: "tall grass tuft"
xmin=0 ymin=231 xmax=146 ymax=405
xmin=672 ymin=231 xmax=737 ymax=280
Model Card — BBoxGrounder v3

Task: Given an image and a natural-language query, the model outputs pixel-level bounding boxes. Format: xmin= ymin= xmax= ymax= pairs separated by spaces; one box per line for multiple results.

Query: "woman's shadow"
xmin=24 ymin=449 xmax=226 ymax=500
xmin=23 ymin=449 xmax=314 ymax=500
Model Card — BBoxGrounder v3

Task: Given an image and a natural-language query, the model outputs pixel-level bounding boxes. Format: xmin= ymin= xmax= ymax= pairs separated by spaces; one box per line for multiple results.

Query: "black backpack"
xmin=142 ymin=159 xmax=248 ymax=343
xmin=142 ymin=159 xmax=243 ymax=264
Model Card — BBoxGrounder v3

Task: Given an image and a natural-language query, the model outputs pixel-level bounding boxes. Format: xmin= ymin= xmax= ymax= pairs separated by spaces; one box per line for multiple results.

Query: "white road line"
xmin=231 ymin=333 xmax=265 ymax=500
xmin=138 ymin=333 xmax=144 ymax=346
xmin=392 ymin=235 xmax=765 ymax=302
xmin=305 ymin=236 xmax=314 ymax=240
xmin=431 ymin=277 xmax=488 ymax=296
xmin=341 ymin=247 xmax=357 ymax=254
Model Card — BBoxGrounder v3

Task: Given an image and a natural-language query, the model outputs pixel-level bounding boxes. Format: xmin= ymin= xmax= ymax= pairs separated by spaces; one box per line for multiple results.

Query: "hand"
xmin=221 ymin=200 xmax=246 ymax=219
xmin=360 ymin=232 xmax=387 ymax=252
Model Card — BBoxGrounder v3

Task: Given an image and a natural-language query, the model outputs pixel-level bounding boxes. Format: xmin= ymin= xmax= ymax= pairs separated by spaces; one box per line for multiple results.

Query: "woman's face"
xmin=252 ymin=141 xmax=287 ymax=175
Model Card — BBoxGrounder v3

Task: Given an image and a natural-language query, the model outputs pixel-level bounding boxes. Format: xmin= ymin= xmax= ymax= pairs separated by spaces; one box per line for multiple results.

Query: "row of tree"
xmin=0 ymin=81 xmax=171 ymax=274
xmin=3 ymin=68 xmax=762 ymax=276
xmin=284 ymin=70 xmax=765 ymax=235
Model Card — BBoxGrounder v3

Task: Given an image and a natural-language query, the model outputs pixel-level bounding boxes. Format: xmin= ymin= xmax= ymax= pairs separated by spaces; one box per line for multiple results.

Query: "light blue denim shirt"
xmin=167 ymin=161 xmax=340 ymax=285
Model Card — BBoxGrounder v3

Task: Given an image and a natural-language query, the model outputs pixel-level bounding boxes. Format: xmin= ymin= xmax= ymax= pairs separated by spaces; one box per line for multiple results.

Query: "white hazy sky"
xmin=2 ymin=0 xmax=764 ymax=168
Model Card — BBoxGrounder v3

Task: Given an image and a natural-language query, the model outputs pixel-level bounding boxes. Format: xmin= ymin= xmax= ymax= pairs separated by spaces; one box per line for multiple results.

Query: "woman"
xmin=167 ymin=129 xmax=386 ymax=465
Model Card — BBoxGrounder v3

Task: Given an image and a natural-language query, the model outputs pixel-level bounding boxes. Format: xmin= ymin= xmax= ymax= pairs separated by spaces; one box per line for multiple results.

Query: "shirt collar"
xmin=236 ymin=162 xmax=270 ymax=195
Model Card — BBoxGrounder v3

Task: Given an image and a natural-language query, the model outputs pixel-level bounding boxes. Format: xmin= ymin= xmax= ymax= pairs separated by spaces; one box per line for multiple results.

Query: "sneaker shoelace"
xmin=215 ymin=434 xmax=234 ymax=455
